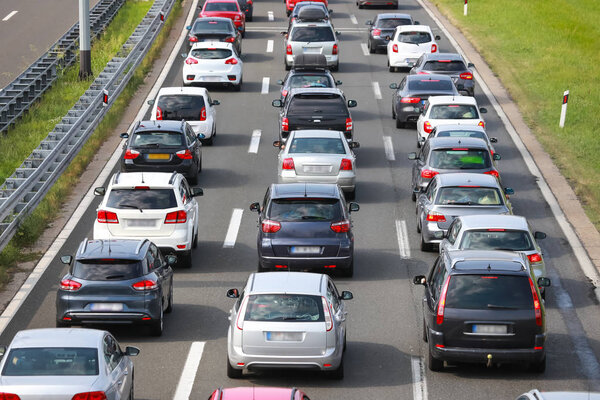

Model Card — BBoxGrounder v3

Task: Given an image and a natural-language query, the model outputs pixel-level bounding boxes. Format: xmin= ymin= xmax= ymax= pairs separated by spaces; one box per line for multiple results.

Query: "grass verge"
xmin=0 ymin=0 xmax=183 ymax=285
xmin=429 ymin=0 xmax=600 ymax=226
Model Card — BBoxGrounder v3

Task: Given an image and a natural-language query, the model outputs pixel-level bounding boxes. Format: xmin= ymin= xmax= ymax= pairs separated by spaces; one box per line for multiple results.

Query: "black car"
xmin=120 ymin=120 xmax=203 ymax=184
xmin=272 ymin=88 xmax=357 ymax=142
xmin=186 ymin=17 xmax=242 ymax=54
xmin=413 ymin=250 xmax=551 ymax=372
xmin=389 ymin=74 xmax=460 ymax=128
xmin=277 ymin=54 xmax=341 ymax=100
xmin=250 ymin=183 xmax=359 ymax=277
xmin=365 ymin=13 xmax=417 ymax=54
xmin=236 ymin=0 xmax=253 ymax=21
xmin=289 ymin=2 xmax=332 ymax=27
xmin=56 ymin=239 xmax=176 ymax=336
xmin=410 ymin=53 xmax=475 ymax=96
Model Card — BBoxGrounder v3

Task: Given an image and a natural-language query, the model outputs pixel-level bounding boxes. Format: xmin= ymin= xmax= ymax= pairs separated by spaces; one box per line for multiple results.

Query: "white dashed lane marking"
xmin=172 ymin=342 xmax=205 ymax=400
xmin=361 ymin=43 xmax=369 ymax=56
xmin=350 ymin=14 xmax=358 ymax=24
xmin=248 ymin=129 xmax=261 ymax=153
xmin=372 ymin=81 xmax=382 ymax=100
xmin=2 ymin=11 xmax=18 ymax=21
xmin=395 ymin=220 xmax=410 ymax=258
xmin=266 ymin=39 xmax=273 ymax=53
xmin=383 ymin=136 xmax=395 ymax=161
xmin=223 ymin=209 xmax=244 ymax=248
xmin=261 ymin=77 xmax=270 ymax=94
xmin=268 ymin=11 xmax=274 ymax=21
xmin=411 ymin=356 xmax=428 ymax=400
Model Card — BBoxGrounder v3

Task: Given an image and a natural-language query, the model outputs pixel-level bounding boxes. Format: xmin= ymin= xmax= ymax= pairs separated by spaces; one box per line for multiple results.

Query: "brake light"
xmin=132 ymin=280 xmax=158 ymax=291
xmin=225 ymin=57 xmax=238 ymax=65
xmin=97 ymin=210 xmax=118 ymax=224
xmin=282 ymin=158 xmax=295 ymax=170
xmin=0 ymin=394 xmax=21 ymax=400
xmin=478 ymin=120 xmax=485 ymax=128
xmin=185 ymin=57 xmax=198 ymax=64
xmin=423 ymin=121 xmax=433 ymax=133
xmin=164 ymin=210 xmax=187 ymax=224
xmin=401 ymin=97 xmax=421 ymax=103
xmin=436 ymin=276 xmax=451 ymax=325
xmin=528 ymin=277 xmax=543 ymax=326
xmin=431 ymin=43 xmax=437 ymax=53
xmin=340 ymin=158 xmax=352 ymax=170
xmin=426 ymin=211 xmax=446 ymax=222
xmin=528 ymin=253 xmax=543 ymax=263
xmin=134 ymin=186 xmax=150 ymax=190
xmin=459 ymin=72 xmax=473 ymax=80
xmin=345 ymin=117 xmax=353 ymax=131
xmin=60 ymin=279 xmax=82 ymax=291
xmin=188 ymin=36 xmax=198 ymax=43
xmin=281 ymin=117 xmax=289 ymax=132
xmin=281 ymin=89 xmax=288 ymax=97
xmin=71 ymin=393 xmax=106 ymax=400
xmin=286 ymin=44 xmax=293 ymax=55
xmin=262 ymin=219 xmax=281 ymax=233
xmin=420 ymin=169 xmax=438 ymax=179
xmin=484 ymin=170 xmax=499 ymax=178
xmin=176 ymin=149 xmax=193 ymax=159
xmin=200 ymin=106 xmax=206 ymax=121
xmin=392 ymin=44 xmax=398 ymax=53
xmin=417 ymin=71 xmax=429 ymax=75
xmin=224 ymin=36 xmax=235 ymax=43
xmin=332 ymin=44 xmax=338 ymax=55
xmin=321 ymin=297 xmax=333 ymax=331
xmin=156 ymin=106 xmax=163 ymax=120
xmin=331 ymin=219 xmax=350 ymax=233
xmin=124 ymin=149 xmax=140 ymax=159
xmin=372 ymin=28 xmax=381 ymax=36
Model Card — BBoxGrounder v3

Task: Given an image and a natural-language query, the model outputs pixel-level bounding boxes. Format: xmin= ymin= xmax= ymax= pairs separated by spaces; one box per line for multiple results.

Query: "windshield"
xmin=408 ymin=79 xmax=453 ymax=91
xmin=436 ymin=187 xmax=503 ymax=205
xmin=423 ymin=60 xmax=466 ymax=72
xmin=244 ymin=294 xmax=324 ymax=322
xmin=267 ymin=198 xmax=342 ymax=221
xmin=377 ymin=18 xmax=412 ymax=28
xmin=429 ymin=148 xmax=491 ymax=169
xmin=445 ymin=275 xmax=533 ymax=310
xmin=289 ymin=74 xmax=332 ymax=88
xmin=131 ymin=131 xmax=183 ymax=147
xmin=107 ymin=189 xmax=177 ymax=209
xmin=204 ymin=2 xmax=238 ymax=11
xmin=73 ymin=259 xmax=143 ymax=280
xmin=397 ymin=31 xmax=432 ymax=44
xmin=157 ymin=95 xmax=205 ymax=121
xmin=191 ymin=48 xmax=232 ymax=59
xmin=288 ymin=137 xmax=346 ymax=154
xmin=289 ymin=94 xmax=346 ymax=114
xmin=436 ymin=130 xmax=486 ymax=140
xmin=430 ymin=104 xmax=479 ymax=119
xmin=460 ymin=230 xmax=535 ymax=251
xmin=2 ymin=348 xmax=99 ymax=376
xmin=291 ymin=27 xmax=335 ymax=42
xmin=192 ymin=20 xmax=232 ymax=33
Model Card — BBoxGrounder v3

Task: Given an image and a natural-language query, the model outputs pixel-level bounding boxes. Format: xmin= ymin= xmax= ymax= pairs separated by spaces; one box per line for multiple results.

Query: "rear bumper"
xmin=259 ymin=255 xmax=352 ymax=271
xmin=285 ymin=54 xmax=338 ymax=67
xmin=93 ymin=227 xmax=192 ymax=253
xmin=56 ymin=295 xmax=161 ymax=324
xmin=396 ymin=105 xmax=422 ymax=123
xmin=370 ymin=37 xmax=390 ymax=49
xmin=359 ymin=0 xmax=398 ymax=5
xmin=183 ymin=71 xmax=242 ymax=85
xmin=388 ymin=53 xmax=422 ymax=67
xmin=228 ymin=342 xmax=342 ymax=371
xmin=278 ymin=173 xmax=355 ymax=191
xmin=121 ymin=159 xmax=196 ymax=178
xmin=421 ymin=221 xmax=445 ymax=244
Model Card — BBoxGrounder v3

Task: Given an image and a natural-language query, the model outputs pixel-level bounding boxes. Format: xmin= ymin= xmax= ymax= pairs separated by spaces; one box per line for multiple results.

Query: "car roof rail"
xmin=80 ymin=237 xmax=89 ymax=255
xmin=135 ymin=239 xmax=149 ymax=255
xmin=290 ymin=388 xmax=298 ymax=400
xmin=168 ymin=171 xmax=178 ymax=185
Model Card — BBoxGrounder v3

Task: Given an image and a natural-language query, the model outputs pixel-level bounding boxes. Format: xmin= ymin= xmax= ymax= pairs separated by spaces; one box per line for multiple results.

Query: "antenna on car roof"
xmin=304 ymin=183 xmax=307 ymax=197
xmin=108 ymin=237 xmax=112 ymax=255
xmin=141 ymin=171 xmax=145 ymax=184
xmin=487 ymin=264 xmax=491 ymax=271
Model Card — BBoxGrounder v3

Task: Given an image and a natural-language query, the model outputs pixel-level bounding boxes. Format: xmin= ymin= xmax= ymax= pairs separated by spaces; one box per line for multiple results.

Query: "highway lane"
xmin=2 ymin=0 xmax=600 ymax=398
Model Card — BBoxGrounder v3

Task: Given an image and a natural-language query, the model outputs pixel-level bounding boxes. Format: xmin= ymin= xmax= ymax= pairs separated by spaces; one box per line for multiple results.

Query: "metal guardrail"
xmin=0 ymin=0 xmax=125 ymax=134
xmin=0 ymin=0 xmax=177 ymax=252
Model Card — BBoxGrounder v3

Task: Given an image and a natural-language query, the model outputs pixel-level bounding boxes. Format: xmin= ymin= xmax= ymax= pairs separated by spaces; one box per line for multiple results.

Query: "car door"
xmin=103 ymin=334 xmax=131 ymax=400
xmin=327 ymin=279 xmax=346 ymax=346
xmin=424 ymin=257 xmax=445 ymax=329
xmin=440 ymin=218 xmax=461 ymax=254
xmin=417 ymin=178 xmax=436 ymax=222
xmin=412 ymin=141 xmax=428 ymax=188
xmin=179 ymin=179 xmax=197 ymax=241
xmin=185 ymin=124 xmax=201 ymax=165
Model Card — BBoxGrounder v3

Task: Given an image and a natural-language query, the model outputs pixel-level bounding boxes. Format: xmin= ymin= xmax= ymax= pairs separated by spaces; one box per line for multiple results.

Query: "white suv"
xmin=93 ymin=172 xmax=203 ymax=268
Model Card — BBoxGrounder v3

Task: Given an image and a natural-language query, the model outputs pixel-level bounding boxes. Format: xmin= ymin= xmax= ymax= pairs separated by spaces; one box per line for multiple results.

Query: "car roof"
xmin=190 ymin=41 xmax=234 ymax=50
xmin=76 ymin=238 xmax=149 ymax=261
xmin=434 ymin=124 xmax=486 ymax=133
xmin=205 ymin=0 xmax=238 ymax=3
xmin=445 ymin=250 xmax=527 ymax=272
xmin=523 ymin=391 xmax=600 ymax=400
xmin=294 ymin=1 xmax=327 ymax=7
xmin=193 ymin=16 xmax=232 ymax=23
xmin=435 ymin=172 xmax=500 ymax=187
xmin=407 ymin=74 xmax=453 ymax=82
xmin=134 ymin=120 xmax=185 ymax=133
xmin=292 ymin=20 xmax=332 ymax=28
xmin=109 ymin=171 xmax=181 ymax=188
xmin=270 ymin=183 xmax=340 ymax=199
xmin=10 ymin=328 xmax=105 ymax=349
xmin=248 ymin=272 xmax=326 ymax=295
xmin=290 ymin=130 xmax=345 ymax=139
xmin=397 ymin=24 xmax=432 ymax=32
xmin=376 ymin=13 xmax=412 ymax=19
xmin=456 ymin=214 xmax=529 ymax=231
xmin=427 ymin=95 xmax=478 ymax=105
xmin=288 ymin=87 xmax=342 ymax=96
xmin=157 ymin=87 xmax=208 ymax=97
xmin=428 ymin=136 xmax=489 ymax=149
xmin=422 ymin=52 xmax=464 ymax=61
xmin=221 ymin=387 xmax=302 ymax=400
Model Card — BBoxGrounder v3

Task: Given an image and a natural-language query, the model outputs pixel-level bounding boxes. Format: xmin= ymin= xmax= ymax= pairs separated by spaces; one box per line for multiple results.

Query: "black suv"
xmin=410 ymin=53 xmax=475 ymax=96
xmin=277 ymin=54 xmax=342 ymax=101
xmin=250 ymin=183 xmax=359 ymax=277
xmin=413 ymin=250 xmax=551 ymax=372
xmin=272 ymin=88 xmax=357 ymax=142
xmin=120 ymin=120 xmax=203 ymax=184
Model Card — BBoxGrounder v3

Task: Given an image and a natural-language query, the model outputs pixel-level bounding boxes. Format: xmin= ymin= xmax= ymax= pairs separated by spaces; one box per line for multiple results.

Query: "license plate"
xmin=290 ymin=246 xmax=321 ymax=254
xmin=90 ymin=303 xmax=123 ymax=312
xmin=127 ymin=219 xmax=155 ymax=227
xmin=148 ymin=153 xmax=170 ymax=160
xmin=303 ymin=47 xmax=321 ymax=54
xmin=266 ymin=332 xmax=303 ymax=341
xmin=202 ymin=76 xmax=221 ymax=82
xmin=405 ymin=58 xmax=418 ymax=64
xmin=304 ymin=165 xmax=330 ymax=173
xmin=472 ymin=324 xmax=507 ymax=334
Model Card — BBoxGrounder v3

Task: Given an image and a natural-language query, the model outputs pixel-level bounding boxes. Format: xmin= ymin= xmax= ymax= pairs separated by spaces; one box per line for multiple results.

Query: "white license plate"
xmin=202 ymin=76 xmax=221 ymax=82
xmin=290 ymin=246 xmax=321 ymax=254
xmin=127 ymin=219 xmax=155 ymax=227
xmin=90 ymin=303 xmax=123 ymax=312
xmin=266 ymin=332 xmax=303 ymax=341
xmin=472 ymin=324 xmax=507 ymax=334
xmin=303 ymin=47 xmax=321 ymax=54
xmin=304 ymin=165 xmax=330 ymax=173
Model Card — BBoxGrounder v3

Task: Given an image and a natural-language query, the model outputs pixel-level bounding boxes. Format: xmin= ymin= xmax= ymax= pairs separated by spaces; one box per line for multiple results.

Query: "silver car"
xmin=283 ymin=21 xmax=340 ymax=71
xmin=274 ymin=130 xmax=359 ymax=198
xmin=416 ymin=173 xmax=513 ymax=251
xmin=518 ymin=390 xmax=600 ymax=400
xmin=225 ymin=272 xmax=353 ymax=379
xmin=0 ymin=328 xmax=139 ymax=400
xmin=427 ymin=124 xmax=497 ymax=156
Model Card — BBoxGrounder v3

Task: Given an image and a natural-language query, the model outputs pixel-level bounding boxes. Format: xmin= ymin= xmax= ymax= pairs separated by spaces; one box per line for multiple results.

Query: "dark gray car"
xmin=410 ymin=53 xmax=475 ymax=96
xmin=365 ymin=13 xmax=416 ymax=53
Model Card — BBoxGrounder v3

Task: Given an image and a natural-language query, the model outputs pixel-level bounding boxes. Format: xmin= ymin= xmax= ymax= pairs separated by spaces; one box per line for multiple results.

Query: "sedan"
xmin=186 ymin=17 xmax=242 ymax=55
xmin=182 ymin=42 xmax=243 ymax=91
xmin=199 ymin=0 xmax=246 ymax=37
xmin=387 ymin=25 xmax=440 ymax=71
xmin=365 ymin=13 xmax=416 ymax=54
xmin=0 ymin=328 xmax=139 ymax=400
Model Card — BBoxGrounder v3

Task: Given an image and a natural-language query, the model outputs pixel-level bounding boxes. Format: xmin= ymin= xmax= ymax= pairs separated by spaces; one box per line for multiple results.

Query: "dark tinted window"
xmin=377 ymin=18 xmax=412 ymax=28
xmin=460 ymin=230 xmax=535 ymax=251
xmin=289 ymin=137 xmax=346 ymax=154
xmin=192 ymin=20 xmax=233 ymax=33
xmin=157 ymin=95 xmax=205 ymax=121
xmin=436 ymin=130 xmax=486 ymax=141
xmin=397 ymin=31 xmax=432 ymax=44
xmin=289 ymin=74 xmax=332 ymax=88
xmin=445 ymin=275 xmax=533 ymax=310
xmin=131 ymin=131 xmax=184 ymax=147
xmin=245 ymin=294 xmax=324 ymax=322
xmin=423 ymin=60 xmax=466 ymax=72
xmin=191 ymin=48 xmax=232 ymax=59
xmin=268 ymin=198 xmax=342 ymax=221
xmin=73 ymin=259 xmax=143 ymax=280
xmin=407 ymin=79 xmax=454 ymax=91
xmin=107 ymin=189 xmax=177 ymax=209
xmin=2 ymin=348 xmax=99 ymax=376
xmin=291 ymin=27 xmax=334 ymax=42
xmin=436 ymin=187 xmax=503 ymax=205
xmin=204 ymin=2 xmax=238 ymax=11
xmin=429 ymin=148 xmax=491 ymax=169
xmin=430 ymin=104 xmax=479 ymax=119
xmin=289 ymin=94 xmax=346 ymax=114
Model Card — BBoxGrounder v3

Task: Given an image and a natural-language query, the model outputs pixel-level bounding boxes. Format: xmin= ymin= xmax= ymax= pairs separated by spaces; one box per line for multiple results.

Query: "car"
xmin=408 ymin=137 xmax=501 ymax=197
xmin=186 ymin=17 xmax=242 ymax=54
xmin=413 ymin=250 xmax=551 ymax=372
xmin=182 ymin=41 xmax=243 ymax=91
xmin=250 ymin=183 xmax=359 ymax=276
xmin=286 ymin=0 xmax=328 ymax=17
xmin=236 ymin=0 xmax=253 ymax=21
xmin=93 ymin=172 xmax=204 ymax=268
xmin=283 ymin=20 xmax=340 ymax=70
xmin=387 ymin=25 xmax=440 ymax=72
xmin=225 ymin=271 xmax=353 ymax=378
xmin=209 ymin=387 xmax=312 ymax=400
xmin=56 ymin=239 xmax=175 ymax=336
xmin=149 ymin=87 xmax=219 ymax=145
xmin=428 ymin=124 xmax=497 ymax=156
xmin=389 ymin=74 xmax=460 ymax=129
xmin=440 ymin=214 xmax=547 ymax=281
xmin=277 ymin=54 xmax=341 ymax=100
xmin=0 ymin=328 xmax=139 ymax=399
xmin=410 ymin=53 xmax=476 ymax=96
xmin=357 ymin=0 xmax=398 ymax=9
xmin=289 ymin=2 xmax=332 ymax=27
xmin=198 ymin=0 xmax=246 ymax=37
xmin=415 ymin=173 xmax=513 ymax=251
xmin=416 ymin=95 xmax=488 ymax=147
xmin=272 ymin=88 xmax=357 ymax=143
xmin=119 ymin=120 xmax=203 ymax=183
xmin=273 ymin=130 xmax=360 ymax=198
xmin=365 ymin=13 xmax=417 ymax=54
xmin=517 ymin=390 xmax=600 ymax=400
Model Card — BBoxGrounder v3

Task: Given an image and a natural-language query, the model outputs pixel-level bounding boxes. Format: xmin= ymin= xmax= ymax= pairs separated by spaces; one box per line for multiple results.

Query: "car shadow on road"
xmin=197 ymin=166 xmax=249 ymax=188
xmin=182 ymin=240 xmax=257 ymax=273
xmin=352 ymin=146 xmax=389 ymax=169
xmin=242 ymin=52 xmax=274 ymax=63
xmin=337 ymin=61 xmax=387 ymax=74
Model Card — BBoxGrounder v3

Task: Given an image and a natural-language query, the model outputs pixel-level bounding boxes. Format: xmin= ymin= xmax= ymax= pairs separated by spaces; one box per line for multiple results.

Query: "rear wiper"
xmin=118 ymin=203 xmax=143 ymax=213
xmin=105 ymin=275 xmax=125 ymax=280
xmin=487 ymin=304 xmax=518 ymax=309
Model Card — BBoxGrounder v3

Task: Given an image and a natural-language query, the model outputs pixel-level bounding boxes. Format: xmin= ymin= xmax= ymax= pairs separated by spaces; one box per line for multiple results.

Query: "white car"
xmin=150 ymin=87 xmax=219 ymax=145
xmin=284 ymin=21 xmax=340 ymax=71
xmin=387 ymin=25 xmax=440 ymax=72
xmin=416 ymin=95 xmax=487 ymax=147
xmin=182 ymin=41 xmax=243 ymax=91
xmin=93 ymin=172 xmax=203 ymax=268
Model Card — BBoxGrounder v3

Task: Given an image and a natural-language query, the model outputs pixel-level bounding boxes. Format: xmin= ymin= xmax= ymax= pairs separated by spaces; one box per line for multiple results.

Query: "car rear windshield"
xmin=460 ymin=230 xmax=535 ymax=251
xmin=73 ymin=259 xmax=143 ymax=281
xmin=289 ymin=94 xmax=346 ymax=114
xmin=429 ymin=148 xmax=491 ymax=169
xmin=397 ymin=31 xmax=431 ymax=44
xmin=2 ymin=347 xmax=99 ymax=376
xmin=192 ymin=20 xmax=232 ymax=33
xmin=423 ymin=60 xmax=466 ymax=72
xmin=157 ymin=95 xmax=205 ymax=121
xmin=244 ymin=294 xmax=324 ymax=322
xmin=131 ymin=131 xmax=184 ymax=147
xmin=408 ymin=79 xmax=453 ymax=91
xmin=430 ymin=104 xmax=479 ymax=119
xmin=289 ymin=137 xmax=346 ymax=154
xmin=291 ymin=27 xmax=335 ymax=42
xmin=436 ymin=130 xmax=486 ymax=141
xmin=107 ymin=189 xmax=178 ymax=210
xmin=191 ymin=48 xmax=232 ymax=59
xmin=445 ymin=275 xmax=533 ymax=310
xmin=268 ymin=198 xmax=342 ymax=221
xmin=204 ymin=2 xmax=238 ymax=11
xmin=289 ymin=74 xmax=332 ymax=89
xmin=436 ymin=187 xmax=503 ymax=206
xmin=377 ymin=18 xmax=412 ymax=28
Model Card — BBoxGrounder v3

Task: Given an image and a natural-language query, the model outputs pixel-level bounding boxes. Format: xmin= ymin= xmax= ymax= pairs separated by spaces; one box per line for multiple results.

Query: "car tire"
xmin=284 ymin=59 xmax=291 ymax=71
xmin=257 ymin=261 xmax=267 ymax=272
xmin=345 ymin=188 xmax=355 ymax=201
xmin=343 ymin=332 xmax=347 ymax=352
xmin=328 ymin=357 xmax=344 ymax=379
xmin=341 ymin=260 xmax=354 ymax=278
xmin=428 ymin=345 xmax=443 ymax=371
xmin=165 ymin=284 xmax=173 ymax=314
xmin=187 ymin=172 xmax=198 ymax=185
xmin=331 ymin=62 xmax=339 ymax=72
xmin=233 ymin=78 xmax=242 ymax=92
xmin=179 ymin=250 xmax=193 ymax=269
xmin=358 ymin=4 xmax=364 ymax=9
xmin=411 ymin=189 xmax=417 ymax=202
xmin=368 ymin=40 xmax=375 ymax=54
xmin=227 ymin=357 xmax=243 ymax=379
xmin=286 ymin=10 xmax=291 ymax=17
xmin=416 ymin=214 xmax=421 ymax=233
xmin=530 ymin=356 xmax=546 ymax=373
xmin=247 ymin=13 xmax=253 ymax=22
xmin=421 ymin=234 xmax=432 ymax=252
xmin=392 ymin=105 xmax=396 ymax=119
xmin=149 ymin=305 xmax=164 ymax=337
xmin=422 ymin=319 xmax=428 ymax=342
xmin=396 ymin=116 xmax=405 ymax=129
xmin=192 ymin=228 xmax=198 ymax=249
xmin=241 ymin=29 xmax=246 ymax=38
xmin=128 ymin=372 xmax=134 ymax=400
xmin=416 ymin=139 xmax=422 ymax=148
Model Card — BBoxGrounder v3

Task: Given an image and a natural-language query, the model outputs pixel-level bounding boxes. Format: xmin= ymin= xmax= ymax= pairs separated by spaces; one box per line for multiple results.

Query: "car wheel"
xmin=227 ymin=357 xmax=243 ymax=379
xmin=530 ymin=356 xmax=546 ymax=373
xmin=128 ymin=372 xmax=134 ymax=400
xmin=203 ymin=133 xmax=214 ymax=146
xmin=284 ymin=59 xmax=291 ymax=71
xmin=416 ymin=214 xmax=421 ymax=233
xmin=179 ymin=250 xmax=193 ymax=269
xmin=368 ymin=40 xmax=375 ymax=54
xmin=416 ymin=139 xmax=422 ymax=148
xmin=187 ymin=172 xmax=198 ymax=185
xmin=411 ymin=189 xmax=417 ymax=202
xmin=165 ymin=284 xmax=173 ymax=314
xmin=345 ymin=188 xmax=355 ymax=201
xmin=428 ymin=345 xmax=443 ymax=371
xmin=149 ymin=304 xmax=164 ymax=337
xmin=392 ymin=104 xmax=396 ymax=119
xmin=341 ymin=260 xmax=354 ymax=278
xmin=247 ymin=13 xmax=253 ymax=22
xmin=358 ymin=3 xmax=364 ymax=9
xmin=192 ymin=228 xmax=198 ymax=249
xmin=396 ymin=116 xmax=405 ymax=129
xmin=421 ymin=235 xmax=433 ymax=252
xmin=257 ymin=261 xmax=267 ymax=272
xmin=233 ymin=78 xmax=242 ymax=92
xmin=56 ymin=320 xmax=71 ymax=328
xmin=343 ymin=332 xmax=347 ymax=352
xmin=241 ymin=29 xmax=246 ymax=38
xmin=328 ymin=357 xmax=344 ymax=379
xmin=331 ymin=62 xmax=339 ymax=72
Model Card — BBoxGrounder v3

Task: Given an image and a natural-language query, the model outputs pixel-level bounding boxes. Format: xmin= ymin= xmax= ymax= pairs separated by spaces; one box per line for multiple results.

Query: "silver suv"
xmin=225 ymin=272 xmax=353 ymax=379
xmin=283 ymin=21 xmax=340 ymax=71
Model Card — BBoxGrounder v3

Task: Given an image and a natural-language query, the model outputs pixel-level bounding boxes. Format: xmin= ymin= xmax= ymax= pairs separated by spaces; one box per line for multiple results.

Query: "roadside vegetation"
xmin=430 ymin=0 xmax=600 ymax=226
xmin=0 ymin=0 xmax=183 ymax=284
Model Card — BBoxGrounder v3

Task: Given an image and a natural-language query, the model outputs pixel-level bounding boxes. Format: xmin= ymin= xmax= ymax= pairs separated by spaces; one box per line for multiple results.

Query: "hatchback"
xmin=517 ymin=390 xmax=600 ymax=400
xmin=410 ymin=53 xmax=475 ymax=96
xmin=186 ymin=17 xmax=242 ymax=54
xmin=226 ymin=271 xmax=353 ymax=378
xmin=183 ymin=41 xmax=243 ymax=91
xmin=387 ymin=25 xmax=440 ymax=71
xmin=365 ymin=13 xmax=416 ymax=54
xmin=199 ymin=0 xmax=246 ymax=37
xmin=283 ymin=21 xmax=340 ymax=70
xmin=277 ymin=54 xmax=341 ymax=100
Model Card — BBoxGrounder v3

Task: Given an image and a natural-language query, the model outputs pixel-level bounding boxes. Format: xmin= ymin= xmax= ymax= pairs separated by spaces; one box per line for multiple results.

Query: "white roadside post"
xmin=464 ymin=0 xmax=468 ymax=16
xmin=559 ymin=90 xmax=569 ymax=128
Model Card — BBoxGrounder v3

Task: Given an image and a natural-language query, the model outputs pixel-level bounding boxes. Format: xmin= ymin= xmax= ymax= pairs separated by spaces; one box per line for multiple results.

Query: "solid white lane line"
xmin=350 ymin=14 xmax=358 ymax=24
xmin=383 ymin=136 xmax=395 ymax=161
xmin=395 ymin=220 xmax=410 ymax=258
xmin=261 ymin=77 xmax=270 ymax=94
xmin=248 ymin=129 xmax=261 ymax=153
xmin=411 ymin=356 xmax=428 ymax=400
xmin=2 ymin=11 xmax=18 ymax=21
xmin=268 ymin=11 xmax=274 ymax=21
xmin=360 ymin=43 xmax=369 ymax=56
xmin=223 ymin=208 xmax=244 ymax=248
xmin=372 ymin=81 xmax=382 ymax=100
xmin=173 ymin=342 xmax=206 ymax=400
xmin=266 ymin=39 xmax=274 ymax=53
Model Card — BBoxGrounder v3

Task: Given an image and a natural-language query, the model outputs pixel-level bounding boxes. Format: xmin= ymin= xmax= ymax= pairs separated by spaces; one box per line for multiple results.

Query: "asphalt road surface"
xmin=2 ymin=0 xmax=600 ymax=398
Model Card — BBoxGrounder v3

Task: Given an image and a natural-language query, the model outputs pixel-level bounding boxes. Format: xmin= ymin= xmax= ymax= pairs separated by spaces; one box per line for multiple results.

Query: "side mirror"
xmin=0 ymin=345 xmax=6 ymax=358
xmin=60 ymin=255 xmax=73 ymax=265
xmin=181 ymin=53 xmax=187 ymax=58
xmin=493 ymin=153 xmax=501 ymax=161
xmin=504 ymin=187 xmax=515 ymax=196
xmin=490 ymin=137 xmax=498 ymax=143
xmin=385 ymin=35 xmax=391 ymax=40
xmin=329 ymin=8 xmax=333 ymax=13
xmin=408 ymin=152 xmax=417 ymax=160
xmin=414 ymin=20 xmax=420 ymax=25
xmin=467 ymin=62 xmax=474 ymax=68
xmin=249 ymin=202 xmax=260 ymax=212
xmin=119 ymin=132 xmax=129 ymax=139
xmin=273 ymin=140 xmax=282 ymax=148
xmin=197 ymin=133 xmax=206 ymax=140
xmin=340 ymin=291 xmax=353 ymax=300
xmin=348 ymin=202 xmax=360 ymax=213
xmin=349 ymin=142 xmax=360 ymax=149
xmin=280 ymin=31 xmax=287 ymax=36
xmin=211 ymin=100 xmax=220 ymax=106
xmin=435 ymin=35 xmax=441 ymax=40
xmin=413 ymin=187 xmax=423 ymax=194
xmin=227 ymin=288 xmax=240 ymax=298
xmin=166 ymin=255 xmax=177 ymax=266
xmin=147 ymin=99 xmax=155 ymax=106
xmin=335 ymin=31 xmax=341 ymax=35
xmin=365 ymin=20 xmax=372 ymax=25
xmin=479 ymin=107 xmax=488 ymax=114
xmin=534 ymin=231 xmax=547 ymax=240
xmin=537 ymin=277 xmax=551 ymax=288
xmin=191 ymin=187 xmax=204 ymax=197
xmin=186 ymin=25 xmax=192 ymax=30
xmin=124 ymin=346 xmax=140 ymax=356
xmin=413 ymin=275 xmax=426 ymax=285
xmin=94 ymin=187 xmax=106 ymax=196
xmin=389 ymin=83 xmax=398 ymax=90
xmin=276 ymin=79 xmax=284 ymax=85
xmin=347 ymin=100 xmax=357 ymax=108
xmin=272 ymin=99 xmax=283 ymax=107
xmin=336 ymin=80 xmax=342 ymax=85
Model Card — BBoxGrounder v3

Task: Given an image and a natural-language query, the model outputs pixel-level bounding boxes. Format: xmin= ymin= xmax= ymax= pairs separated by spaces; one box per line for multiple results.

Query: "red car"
xmin=286 ymin=0 xmax=328 ymax=17
xmin=199 ymin=0 xmax=246 ymax=37
xmin=208 ymin=387 xmax=311 ymax=400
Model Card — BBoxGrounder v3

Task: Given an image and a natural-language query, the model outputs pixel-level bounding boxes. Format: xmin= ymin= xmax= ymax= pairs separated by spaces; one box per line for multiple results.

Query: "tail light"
xmin=176 ymin=149 xmax=193 ymax=159
xmin=372 ymin=28 xmax=381 ymax=36
xmin=528 ymin=253 xmax=543 ymax=263
xmin=262 ymin=219 xmax=281 ymax=233
xmin=459 ymin=72 xmax=473 ymax=80
xmin=286 ymin=44 xmax=293 ymax=55
xmin=185 ymin=57 xmax=198 ymax=65
xmin=71 ymin=393 xmax=106 ymax=400
xmin=345 ymin=117 xmax=353 ymax=131
xmin=436 ymin=276 xmax=451 ymax=325
xmin=0 ymin=394 xmax=21 ymax=400
xmin=528 ymin=277 xmax=543 ymax=326
xmin=282 ymin=158 xmax=295 ymax=170
xmin=401 ymin=97 xmax=421 ymax=103
xmin=417 ymin=71 xmax=429 ymax=75
xmin=332 ymin=44 xmax=338 ymax=55
xmin=321 ymin=297 xmax=333 ymax=331
xmin=281 ymin=117 xmax=289 ymax=132
xmin=124 ymin=149 xmax=140 ymax=159
xmin=200 ymin=106 xmax=206 ymax=121
xmin=156 ymin=106 xmax=163 ymax=120
xmin=431 ymin=44 xmax=437 ymax=53
xmin=478 ymin=121 xmax=485 ymax=128
xmin=188 ymin=36 xmax=198 ymax=43
xmin=165 ymin=210 xmax=187 ymax=224
xmin=392 ymin=44 xmax=398 ymax=53
xmin=60 ymin=279 xmax=82 ymax=291
xmin=340 ymin=158 xmax=352 ymax=170
xmin=331 ymin=219 xmax=350 ymax=233
xmin=225 ymin=58 xmax=238 ymax=65
xmin=281 ymin=89 xmax=288 ymax=97
xmin=426 ymin=211 xmax=446 ymax=222
xmin=484 ymin=170 xmax=499 ymax=178
xmin=248 ymin=0 xmax=252 ymax=4
xmin=420 ymin=169 xmax=438 ymax=179
xmin=97 ymin=210 xmax=118 ymax=224
xmin=132 ymin=280 xmax=158 ymax=291
xmin=423 ymin=121 xmax=433 ymax=133
xmin=224 ymin=36 xmax=236 ymax=43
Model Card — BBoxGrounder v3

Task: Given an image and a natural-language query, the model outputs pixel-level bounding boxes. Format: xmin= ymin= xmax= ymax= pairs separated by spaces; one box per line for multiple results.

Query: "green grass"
xmin=0 ymin=0 xmax=183 ymax=285
xmin=430 ymin=0 xmax=600 ymax=226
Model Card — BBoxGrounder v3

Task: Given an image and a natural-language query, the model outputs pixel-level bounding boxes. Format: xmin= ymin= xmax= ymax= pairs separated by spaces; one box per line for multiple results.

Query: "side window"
xmin=180 ymin=181 xmax=191 ymax=204
xmin=428 ymin=258 xmax=445 ymax=301
xmin=419 ymin=142 xmax=429 ymax=161
xmin=447 ymin=220 xmax=461 ymax=244
xmin=425 ymin=179 xmax=436 ymax=202
xmin=262 ymin=188 xmax=271 ymax=212
xmin=399 ymin=77 xmax=406 ymax=90
xmin=103 ymin=335 xmax=122 ymax=371
xmin=187 ymin=126 xmax=197 ymax=145
xmin=205 ymin=93 xmax=212 ymax=107
xmin=150 ymin=244 xmax=164 ymax=268
xmin=327 ymin=280 xmax=341 ymax=312
xmin=234 ymin=290 xmax=245 ymax=312
xmin=145 ymin=250 xmax=156 ymax=272
xmin=433 ymin=261 xmax=447 ymax=301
